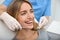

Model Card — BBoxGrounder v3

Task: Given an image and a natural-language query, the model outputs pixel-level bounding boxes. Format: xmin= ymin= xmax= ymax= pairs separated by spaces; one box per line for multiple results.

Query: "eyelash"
xmin=30 ymin=10 xmax=34 ymax=13
xmin=20 ymin=12 xmax=26 ymax=15
xmin=20 ymin=10 xmax=33 ymax=15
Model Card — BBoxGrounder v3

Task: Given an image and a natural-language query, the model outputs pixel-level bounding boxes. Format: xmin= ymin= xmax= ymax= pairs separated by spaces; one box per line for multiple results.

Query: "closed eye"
xmin=30 ymin=9 xmax=34 ymax=13
xmin=19 ymin=11 xmax=27 ymax=15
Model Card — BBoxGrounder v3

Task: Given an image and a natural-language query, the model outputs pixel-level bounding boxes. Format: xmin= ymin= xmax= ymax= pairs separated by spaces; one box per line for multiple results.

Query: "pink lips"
xmin=25 ymin=21 xmax=33 ymax=24
xmin=23 ymin=21 xmax=33 ymax=29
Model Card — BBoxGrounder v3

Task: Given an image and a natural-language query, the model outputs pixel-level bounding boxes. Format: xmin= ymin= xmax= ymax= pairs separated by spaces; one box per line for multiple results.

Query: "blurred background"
xmin=51 ymin=0 xmax=60 ymax=21
xmin=0 ymin=0 xmax=60 ymax=21
xmin=0 ymin=0 xmax=60 ymax=37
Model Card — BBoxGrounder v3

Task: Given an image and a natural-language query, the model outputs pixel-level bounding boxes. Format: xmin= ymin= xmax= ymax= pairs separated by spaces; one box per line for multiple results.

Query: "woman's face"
xmin=17 ymin=2 xmax=34 ymax=29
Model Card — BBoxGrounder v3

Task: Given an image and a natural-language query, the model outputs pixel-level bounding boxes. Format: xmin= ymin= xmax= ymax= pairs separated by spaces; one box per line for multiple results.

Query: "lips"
xmin=25 ymin=21 xmax=33 ymax=24
xmin=22 ymin=21 xmax=33 ymax=29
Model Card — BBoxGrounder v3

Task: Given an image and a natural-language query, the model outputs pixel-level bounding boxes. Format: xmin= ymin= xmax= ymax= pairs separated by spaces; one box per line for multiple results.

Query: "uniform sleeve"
xmin=43 ymin=0 xmax=51 ymax=16
xmin=2 ymin=0 xmax=12 ymax=6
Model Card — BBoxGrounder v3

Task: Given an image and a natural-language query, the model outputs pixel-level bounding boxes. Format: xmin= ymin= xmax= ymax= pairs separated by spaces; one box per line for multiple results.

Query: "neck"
xmin=22 ymin=28 xmax=31 ymax=31
xmin=16 ymin=29 xmax=38 ymax=40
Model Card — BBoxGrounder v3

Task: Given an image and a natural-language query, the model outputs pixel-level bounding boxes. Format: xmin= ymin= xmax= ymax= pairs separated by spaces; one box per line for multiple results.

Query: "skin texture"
xmin=17 ymin=3 xmax=34 ymax=29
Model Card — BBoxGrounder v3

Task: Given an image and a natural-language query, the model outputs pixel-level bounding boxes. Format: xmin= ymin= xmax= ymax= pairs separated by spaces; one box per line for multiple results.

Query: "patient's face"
xmin=17 ymin=2 xmax=34 ymax=29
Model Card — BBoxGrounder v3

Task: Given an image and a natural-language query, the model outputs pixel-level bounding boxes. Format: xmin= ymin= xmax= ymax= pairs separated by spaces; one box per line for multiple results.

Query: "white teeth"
xmin=25 ymin=21 xmax=33 ymax=24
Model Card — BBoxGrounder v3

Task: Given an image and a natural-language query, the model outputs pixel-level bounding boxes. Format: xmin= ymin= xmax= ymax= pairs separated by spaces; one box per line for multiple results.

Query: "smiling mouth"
xmin=25 ymin=21 xmax=33 ymax=25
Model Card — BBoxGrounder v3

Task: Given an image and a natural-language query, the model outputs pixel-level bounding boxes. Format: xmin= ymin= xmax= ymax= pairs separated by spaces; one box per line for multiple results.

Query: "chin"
xmin=22 ymin=25 xmax=33 ymax=29
xmin=27 ymin=26 xmax=33 ymax=29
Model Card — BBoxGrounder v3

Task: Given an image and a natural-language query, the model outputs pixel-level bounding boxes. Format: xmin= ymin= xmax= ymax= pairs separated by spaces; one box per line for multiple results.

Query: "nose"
xmin=27 ymin=12 xmax=34 ymax=19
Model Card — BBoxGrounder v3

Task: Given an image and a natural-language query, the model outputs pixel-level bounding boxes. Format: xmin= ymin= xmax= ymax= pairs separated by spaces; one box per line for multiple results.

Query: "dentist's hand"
xmin=37 ymin=16 xmax=48 ymax=29
xmin=0 ymin=12 xmax=22 ymax=31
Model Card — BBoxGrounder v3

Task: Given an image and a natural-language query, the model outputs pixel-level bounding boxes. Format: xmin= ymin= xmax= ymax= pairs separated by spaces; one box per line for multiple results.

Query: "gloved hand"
xmin=0 ymin=12 xmax=22 ymax=31
xmin=37 ymin=16 xmax=48 ymax=29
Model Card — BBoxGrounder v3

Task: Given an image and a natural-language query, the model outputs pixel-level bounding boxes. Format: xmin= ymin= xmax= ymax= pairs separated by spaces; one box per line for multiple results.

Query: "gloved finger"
xmin=41 ymin=18 xmax=48 ymax=26
xmin=8 ymin=24 xmax=15 ymax=31
xmin=39 ymin=18 xmax=43 ymax=26
xmin=4 ymin=21 xmax=15 ymax=31
xmin=38 ymin=18 xmax=44 ymax=29
xmin=10 ymin=21 xmax=19 ymax=31
xmin=14 ymin=23 xmax=19 ymax=30
xmin=41 ymin=19 xmax=45 ymax=25
xmin=37 ymin=23 xmax=43 ymax=29
xmin=10 ymin=17 xmax=20 ymax=30
xmin=15 ymin=20 xmax=22 ymax=30
xmin=39 ymin=18 xmax=43 ymax=24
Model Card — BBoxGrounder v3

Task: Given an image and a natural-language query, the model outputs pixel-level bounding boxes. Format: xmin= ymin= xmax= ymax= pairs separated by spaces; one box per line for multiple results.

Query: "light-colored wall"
xmin=0 ymin=0 xmax=4 ymax=4
xmin=51 ymin=0 xmax=60 ymax=21
xmin=55 ymin=0 xmax=60 ymax=21
xmin=51 ymin=0 xmax=56 ymax=21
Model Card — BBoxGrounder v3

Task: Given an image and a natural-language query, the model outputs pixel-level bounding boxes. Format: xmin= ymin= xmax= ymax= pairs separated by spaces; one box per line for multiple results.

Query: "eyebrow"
xmin=20 ymin=9 xmax=33 ymax=12
xmin=30 ymin=9 xmax=33 ymax=11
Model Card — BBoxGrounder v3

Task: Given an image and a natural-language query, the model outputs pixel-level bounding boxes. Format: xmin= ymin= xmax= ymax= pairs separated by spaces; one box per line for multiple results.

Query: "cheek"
xmin=17 ymin=16 xmax=25 ymax=25
xmin=17 ymin=16 xmax=23 ymax=23
xmin=32 ymin=13 xmax=34 ymax=18
xmin=17 ymin=17 xmax=24 ymax=27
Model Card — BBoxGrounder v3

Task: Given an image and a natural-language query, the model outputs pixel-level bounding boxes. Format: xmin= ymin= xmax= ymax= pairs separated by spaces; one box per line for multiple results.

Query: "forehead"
xmin=20 ymin=2 xmax=32 ymax=10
